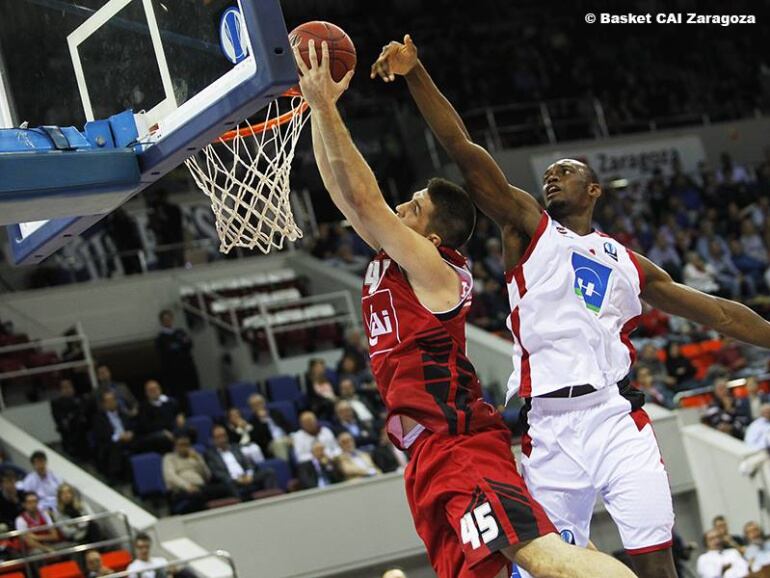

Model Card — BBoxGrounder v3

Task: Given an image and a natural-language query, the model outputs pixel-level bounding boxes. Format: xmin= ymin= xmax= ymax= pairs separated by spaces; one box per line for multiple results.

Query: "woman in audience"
xmin=53 ymin=483 xmax=99 ymax=544
xmin=225 ymin=407 xmax=266 ymax=466
xmin=306 ymin=359 xmax=337 ymax=421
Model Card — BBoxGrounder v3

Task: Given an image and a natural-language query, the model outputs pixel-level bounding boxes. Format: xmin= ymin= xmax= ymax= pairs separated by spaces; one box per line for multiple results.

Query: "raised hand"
xmin=370 ymin=34 xmax=418 ymax=82
xmin=292 ymin=39 xmax=354 ymax=109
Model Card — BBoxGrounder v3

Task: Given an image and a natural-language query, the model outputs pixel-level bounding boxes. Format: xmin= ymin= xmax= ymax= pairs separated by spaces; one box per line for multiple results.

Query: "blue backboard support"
xmin=0 ymin=0 xmax=299 ymax=265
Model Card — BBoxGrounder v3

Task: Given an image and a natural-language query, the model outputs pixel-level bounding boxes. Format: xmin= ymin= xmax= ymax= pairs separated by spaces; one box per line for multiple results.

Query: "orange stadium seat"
xmin=678 ymin=392 xmax=714 ymax=408
xmin=101 ymin=549 xmax=132 ymax=571
xmin=39 ymin=560 xmax=83 ymax=578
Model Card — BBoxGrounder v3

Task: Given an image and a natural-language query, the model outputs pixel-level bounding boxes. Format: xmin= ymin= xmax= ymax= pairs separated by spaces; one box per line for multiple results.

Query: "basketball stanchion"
xmin=184 ymin=89 xmax=309 ymax=254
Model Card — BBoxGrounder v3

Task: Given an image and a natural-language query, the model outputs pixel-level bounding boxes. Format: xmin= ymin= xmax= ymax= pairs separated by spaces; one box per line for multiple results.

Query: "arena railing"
xmin=673 ymin=372 xmax=770 ymax=408
xmin=0 ymin=510 xmax=134 ymax=575
xmin=0 ymin=321 xmax=96 ymax=410
xmin=100 ymin=550 xmax=238 ymax=578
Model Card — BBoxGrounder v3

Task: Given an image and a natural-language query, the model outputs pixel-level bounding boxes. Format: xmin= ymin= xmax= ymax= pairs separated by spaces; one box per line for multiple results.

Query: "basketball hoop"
xmin=185 ymin=89 xmax=310 ymax=254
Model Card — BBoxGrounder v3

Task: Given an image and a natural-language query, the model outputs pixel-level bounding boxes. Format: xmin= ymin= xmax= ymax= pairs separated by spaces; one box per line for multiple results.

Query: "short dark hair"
xmin=30 ymin=450 xmax=46 ymax=463
xmin=158 ymin=309 xmax=173 ymax=322
xmin=713 ymin=515 xmax=726 ymax=524
xmin=426 ymin=178 xmax=476 ymax=249
xmin=583 ymin=163 xmax=599 ymax=184
xmin=135 ymin=531 xmax=152 ymax=544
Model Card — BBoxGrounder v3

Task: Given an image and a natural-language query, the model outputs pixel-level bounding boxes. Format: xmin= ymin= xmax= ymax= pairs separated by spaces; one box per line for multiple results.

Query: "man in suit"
xmin=204 ymin=425 xmax=277 ymax=500
xmin=156 ymin=309 xmax=200 ymax=407
xmin=50 ymin=378 xmax=91 ymax=459
xmin=96 ymin=364 xmax=138 ymax=418
xmin=92 ymin=390 xmax=136 ymax=481
xmin=336 ymin=432 xmax=381 ymax=481
xmin=136 ymin=380 xmax=182 ymax=454
xmin=332 ymin=400 xmax=376 ymax=449
xmin=297 ymin=442 xmax=343 ymax=490
xmin=247 ymin=393 xmax=293 ymax=461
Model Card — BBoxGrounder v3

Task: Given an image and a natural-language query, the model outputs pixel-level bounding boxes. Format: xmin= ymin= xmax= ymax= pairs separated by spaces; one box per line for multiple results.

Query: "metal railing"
xmin=101 ymin=550 xmax=238 ymax=578
xmin=0 ymin=321 xmax=97 ymax=410
xmin=673 ymin=372 xmax=770 ymax=408
xmin=0 ymin=510 xmax=133 ymax=575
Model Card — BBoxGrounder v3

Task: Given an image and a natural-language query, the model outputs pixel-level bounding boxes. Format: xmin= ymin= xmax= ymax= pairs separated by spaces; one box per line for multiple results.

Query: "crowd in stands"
xmin=696 ymin=515 xmax=770 ymax=577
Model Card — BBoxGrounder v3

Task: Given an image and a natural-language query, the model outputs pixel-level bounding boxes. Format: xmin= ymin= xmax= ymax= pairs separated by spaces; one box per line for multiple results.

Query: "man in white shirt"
xmin=697 ymin=528 xmax=750 ymax=578
xmin=127 ymin=532 xmax=194 ymax=578
xmin=21 ymin=451 xmax=61 ymax=513
xmin=743 ymin=521 xmax=770 ymax=572
xmin=745 ymin=405 xmax=770 ymax=451
xmin=291 ymin=411 xmax=341 ymax=463
xmin=339 ymin=379 xmax=375 ymax=424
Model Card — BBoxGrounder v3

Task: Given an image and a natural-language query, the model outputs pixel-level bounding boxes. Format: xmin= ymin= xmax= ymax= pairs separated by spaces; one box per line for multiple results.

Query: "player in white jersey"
xmin=372 ymin=36 xmax=770 ymax=578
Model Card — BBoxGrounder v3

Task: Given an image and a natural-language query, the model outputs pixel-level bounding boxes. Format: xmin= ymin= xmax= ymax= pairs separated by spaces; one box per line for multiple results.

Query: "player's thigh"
xmin=598 ymin=411 xmax=674 ymax=551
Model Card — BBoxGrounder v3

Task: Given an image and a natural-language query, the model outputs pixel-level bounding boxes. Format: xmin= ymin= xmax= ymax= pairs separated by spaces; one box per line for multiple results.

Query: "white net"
xmin=185 ymin=94 xmax=310 ymax=254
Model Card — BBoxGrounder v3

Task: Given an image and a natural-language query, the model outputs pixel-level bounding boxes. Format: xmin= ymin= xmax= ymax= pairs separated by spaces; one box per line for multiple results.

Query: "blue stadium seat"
xmin=266 ymin=400 xmax=298 ymax=431
xmin=263 ymin=458 xmax=292 ymax=491
xmin=130 ymin=453 xmax=166 ymax=498
xmin=188 ymin=389 xmax=224 ymax=419
xmin=192 ymin=443 xmax=206 ymax=456
xmin=324 ymin=368 xmax=338 ymax=387
xmin=228 ymin=381 xmax=258 ymax=409
xmin=266 ymin=375 xmax=303 ymax=405
xmin=187 ymin=415 xmax=214 ymax=447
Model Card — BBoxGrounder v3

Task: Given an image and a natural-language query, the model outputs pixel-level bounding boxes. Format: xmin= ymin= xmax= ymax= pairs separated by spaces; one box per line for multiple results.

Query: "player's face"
xmin=542 ymin=160 xmax=597 ymax=219
xmin=395 ymin=189 xmax=436 ymax=238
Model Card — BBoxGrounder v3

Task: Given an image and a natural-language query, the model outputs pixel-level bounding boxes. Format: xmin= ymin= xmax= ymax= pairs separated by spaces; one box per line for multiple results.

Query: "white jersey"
xmin=505 ymin=211 xmax=644 ymax=400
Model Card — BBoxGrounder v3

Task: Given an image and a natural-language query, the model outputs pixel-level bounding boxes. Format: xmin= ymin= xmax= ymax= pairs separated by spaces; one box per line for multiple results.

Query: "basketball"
xmin=289 ymin=21 xmax=357 ymax=82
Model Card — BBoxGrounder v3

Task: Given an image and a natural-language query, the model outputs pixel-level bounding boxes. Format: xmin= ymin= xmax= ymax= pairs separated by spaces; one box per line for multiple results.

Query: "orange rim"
xmin=218 ymin=88 xmax=306 ymax=143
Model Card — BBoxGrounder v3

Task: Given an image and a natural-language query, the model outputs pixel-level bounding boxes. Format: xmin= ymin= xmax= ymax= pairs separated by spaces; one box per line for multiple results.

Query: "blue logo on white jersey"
xmin=572 ymin=252 xmax=612 ymax=313
xmin=219 ymin=7 xmax=249 ymax=64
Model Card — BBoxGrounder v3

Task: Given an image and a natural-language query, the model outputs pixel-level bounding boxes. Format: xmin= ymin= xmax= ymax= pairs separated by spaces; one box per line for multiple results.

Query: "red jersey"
xmin=362 ymin=247 xmax=502 ymax=449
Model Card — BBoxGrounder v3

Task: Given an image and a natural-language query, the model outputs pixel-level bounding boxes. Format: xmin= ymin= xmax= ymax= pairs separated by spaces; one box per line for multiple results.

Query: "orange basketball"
xmin=289 ymin=21 xmax=356 ymax=83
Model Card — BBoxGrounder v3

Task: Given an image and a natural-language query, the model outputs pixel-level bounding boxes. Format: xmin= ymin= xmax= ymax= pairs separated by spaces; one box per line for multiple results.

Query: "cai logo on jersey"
xmin=572 ymin=252 xmax=612 ymax=313
xmin=362 ymin=289 xmax=400 ymax=354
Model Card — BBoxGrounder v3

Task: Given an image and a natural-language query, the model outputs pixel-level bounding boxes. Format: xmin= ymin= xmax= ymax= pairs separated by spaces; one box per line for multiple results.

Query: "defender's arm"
xmin=637 ymin=253 xmax=770 ymax=348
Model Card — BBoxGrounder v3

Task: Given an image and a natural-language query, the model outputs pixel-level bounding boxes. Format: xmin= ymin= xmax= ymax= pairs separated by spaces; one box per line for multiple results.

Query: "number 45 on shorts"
xmin=461 ymin=502 xmax=500 ymax=550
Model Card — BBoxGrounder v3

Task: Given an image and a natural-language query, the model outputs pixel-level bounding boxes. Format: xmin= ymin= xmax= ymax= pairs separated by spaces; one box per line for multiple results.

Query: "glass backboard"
xmin=0 ymin=0 xmax=298 ymax=264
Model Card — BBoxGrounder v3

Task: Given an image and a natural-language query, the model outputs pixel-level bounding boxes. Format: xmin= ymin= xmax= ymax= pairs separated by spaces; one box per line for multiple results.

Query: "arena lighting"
xmin=609 ymin=178 xmax=629 ymax=188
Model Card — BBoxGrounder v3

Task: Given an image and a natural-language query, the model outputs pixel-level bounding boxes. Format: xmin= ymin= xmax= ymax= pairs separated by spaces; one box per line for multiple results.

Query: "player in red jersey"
xmin=293 ymin=40 xmax=635 ymax=578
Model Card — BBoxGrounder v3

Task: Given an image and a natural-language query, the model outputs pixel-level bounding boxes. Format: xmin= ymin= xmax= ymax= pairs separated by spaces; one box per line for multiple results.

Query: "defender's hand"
xmin=293 ymin=39 xmax=354 ymax=109
xmin=370 ymin=34 xmax=418 ymax=82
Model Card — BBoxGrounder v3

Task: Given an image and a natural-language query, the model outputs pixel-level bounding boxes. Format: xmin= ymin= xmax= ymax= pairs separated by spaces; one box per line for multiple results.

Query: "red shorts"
xmin=404 ymin=426 xmax=556 ymax=578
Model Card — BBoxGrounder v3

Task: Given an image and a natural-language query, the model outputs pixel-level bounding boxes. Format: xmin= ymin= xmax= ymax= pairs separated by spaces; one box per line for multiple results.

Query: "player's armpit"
xmin=637 ymin=252 xmax=770 ymax=349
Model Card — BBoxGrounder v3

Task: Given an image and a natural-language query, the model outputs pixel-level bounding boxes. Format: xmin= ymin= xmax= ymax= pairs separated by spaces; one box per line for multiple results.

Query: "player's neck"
xmin=558 ymin=212 xmax=593 ymax=236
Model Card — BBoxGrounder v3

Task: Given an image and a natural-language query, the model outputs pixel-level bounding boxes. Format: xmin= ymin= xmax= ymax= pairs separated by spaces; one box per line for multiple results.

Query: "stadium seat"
xmin=187 ymin=415 xmax=214 ymax=447
xmin=266 ymin=375 xmax=303 ymax=406
xmin=228 ymin=381 xmax=258 ymax=409
xmin=192 ymin=443 xmax=206 ymax=456
xmin=206 ymin=497 xmax=241 ymax=509
xmin=130 ymin=452 xmax=166 ymax=498
xmin=101 ymin=549 xmax=132 ymax=571
xmin=39 ymin=560 xmax=82 ymax=578
xmin=263 ymin=458 xmax=293 ymax=491
xmin=267 ymin=401 xmax=298 ymax=430
xmin=188 ymin=389 xmax=224 ymax=419
xmin=251 ymin=488 xmax=285 ymax=500
xmin=324 ymin=368 xmax=338 ymax=387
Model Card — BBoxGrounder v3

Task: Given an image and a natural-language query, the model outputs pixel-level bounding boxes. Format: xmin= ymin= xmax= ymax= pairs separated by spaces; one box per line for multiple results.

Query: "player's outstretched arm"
xmin=637 ymin=253 xmax=770 ymax=348
xmin=371 ymin=36 xmax=541 ymax=237
xmin=295 ymin=41 xmax=457 ymax=294
xmin=310 ymin=115 xmax=379 ymax=250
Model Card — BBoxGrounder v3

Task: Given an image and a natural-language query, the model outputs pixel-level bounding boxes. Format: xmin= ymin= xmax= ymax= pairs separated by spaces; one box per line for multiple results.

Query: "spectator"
xmin=224 ymin=407 xmax=265 ymax=466
xmin=341 ymin=328 xmax=369 ymax=372
xmin=633 ymin=366 xmax=674 ymax=409
xmin=743 ymin=521 xmax=770 ymax=572
xmin=21 ymin=451 xmax=61 ymax=513
xmin=697 ymin=528 xmax=749 ymax=578
xmin=716 ymin=152 xmax=751 ymax=185
xmin=482 ymin=238 xmax=505 ymax=283
xmin=296 ymin=442 xmax=344 ymax=490
xmin=96 ymin=364 xmax=138 ymax=418
xmin=84 ymin=549 xmax=114 ymax=577
xmin=136 ymin=380 xmax=181 ymax=454
xmin=637 ymin=343 xmax=674 ymax=388
xmin=52 ymin=483 xmax=98 ymax=544
xmin=740 ymin=219 xmax=768 ymax=265
xmin=371 ymin=427 xmax=408 ymax=474
xmin=162 ymin=434 xmax=230 ymax=514
xmin=306 ymin=359 xmax=337 ymax=421
xmin=745 ymin=377 xmax=770 ymax=419
xmin=50 ymin=378 xmax=91 ymax=459
xmin=291 ymin=411 xmax=341 ymax=463
xmin=336 ymin=353 xmax=372 ymax=387
xmin=127 ymin=532 xmax=195 ymax=578
xmin=155 ymin=309 xmax=200 ymax=406
xmin=714 ymin=515 xmax=747 ymax=551
xmin=704 ymin=240 xmax=744 ymax=299
xmin=683 ymin=251 xmax=720 ymax=294
xmin=204 ymin=425 xmax=277 ymax=501
xmin=648 ymin=232 xmax=682 ymax=279
xmin=713 ymin=338 xmax=749 ymax=377
xmin=729 ymin=239 xmax=766 ymax=288
xmin=15 ymin=492 xmax=61 ymax=554
xmin=338 ymin=378 xmax=375 ymax=425
xmin=336 ymin=432 xmax=381 ymax=481
xmin=0 ymin=472 xmax=25 ymax=530
xmin=704 ymin=381 xmax=752 ymax=440
xmin=745 ymin=404 xmax=770 ymax=451
xmin=246 ymin=393 xmax=293 ymax=461
xmin=333 ymin=400 xmax=376 ymax=448
xmin=665 ymin=342 xmax=698 ymax=391
xmin=92 ymin=390 xmax=136 ymax=481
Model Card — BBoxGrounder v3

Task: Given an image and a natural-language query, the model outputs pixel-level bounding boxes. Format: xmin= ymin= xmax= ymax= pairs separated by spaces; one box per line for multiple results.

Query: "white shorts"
xmin=520 ymin=386 xmax=675 ymax=554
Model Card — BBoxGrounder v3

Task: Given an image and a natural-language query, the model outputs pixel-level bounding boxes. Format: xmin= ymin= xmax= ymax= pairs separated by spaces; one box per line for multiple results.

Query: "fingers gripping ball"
xmin=289 ymin=21 xmax=357 ymax=83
